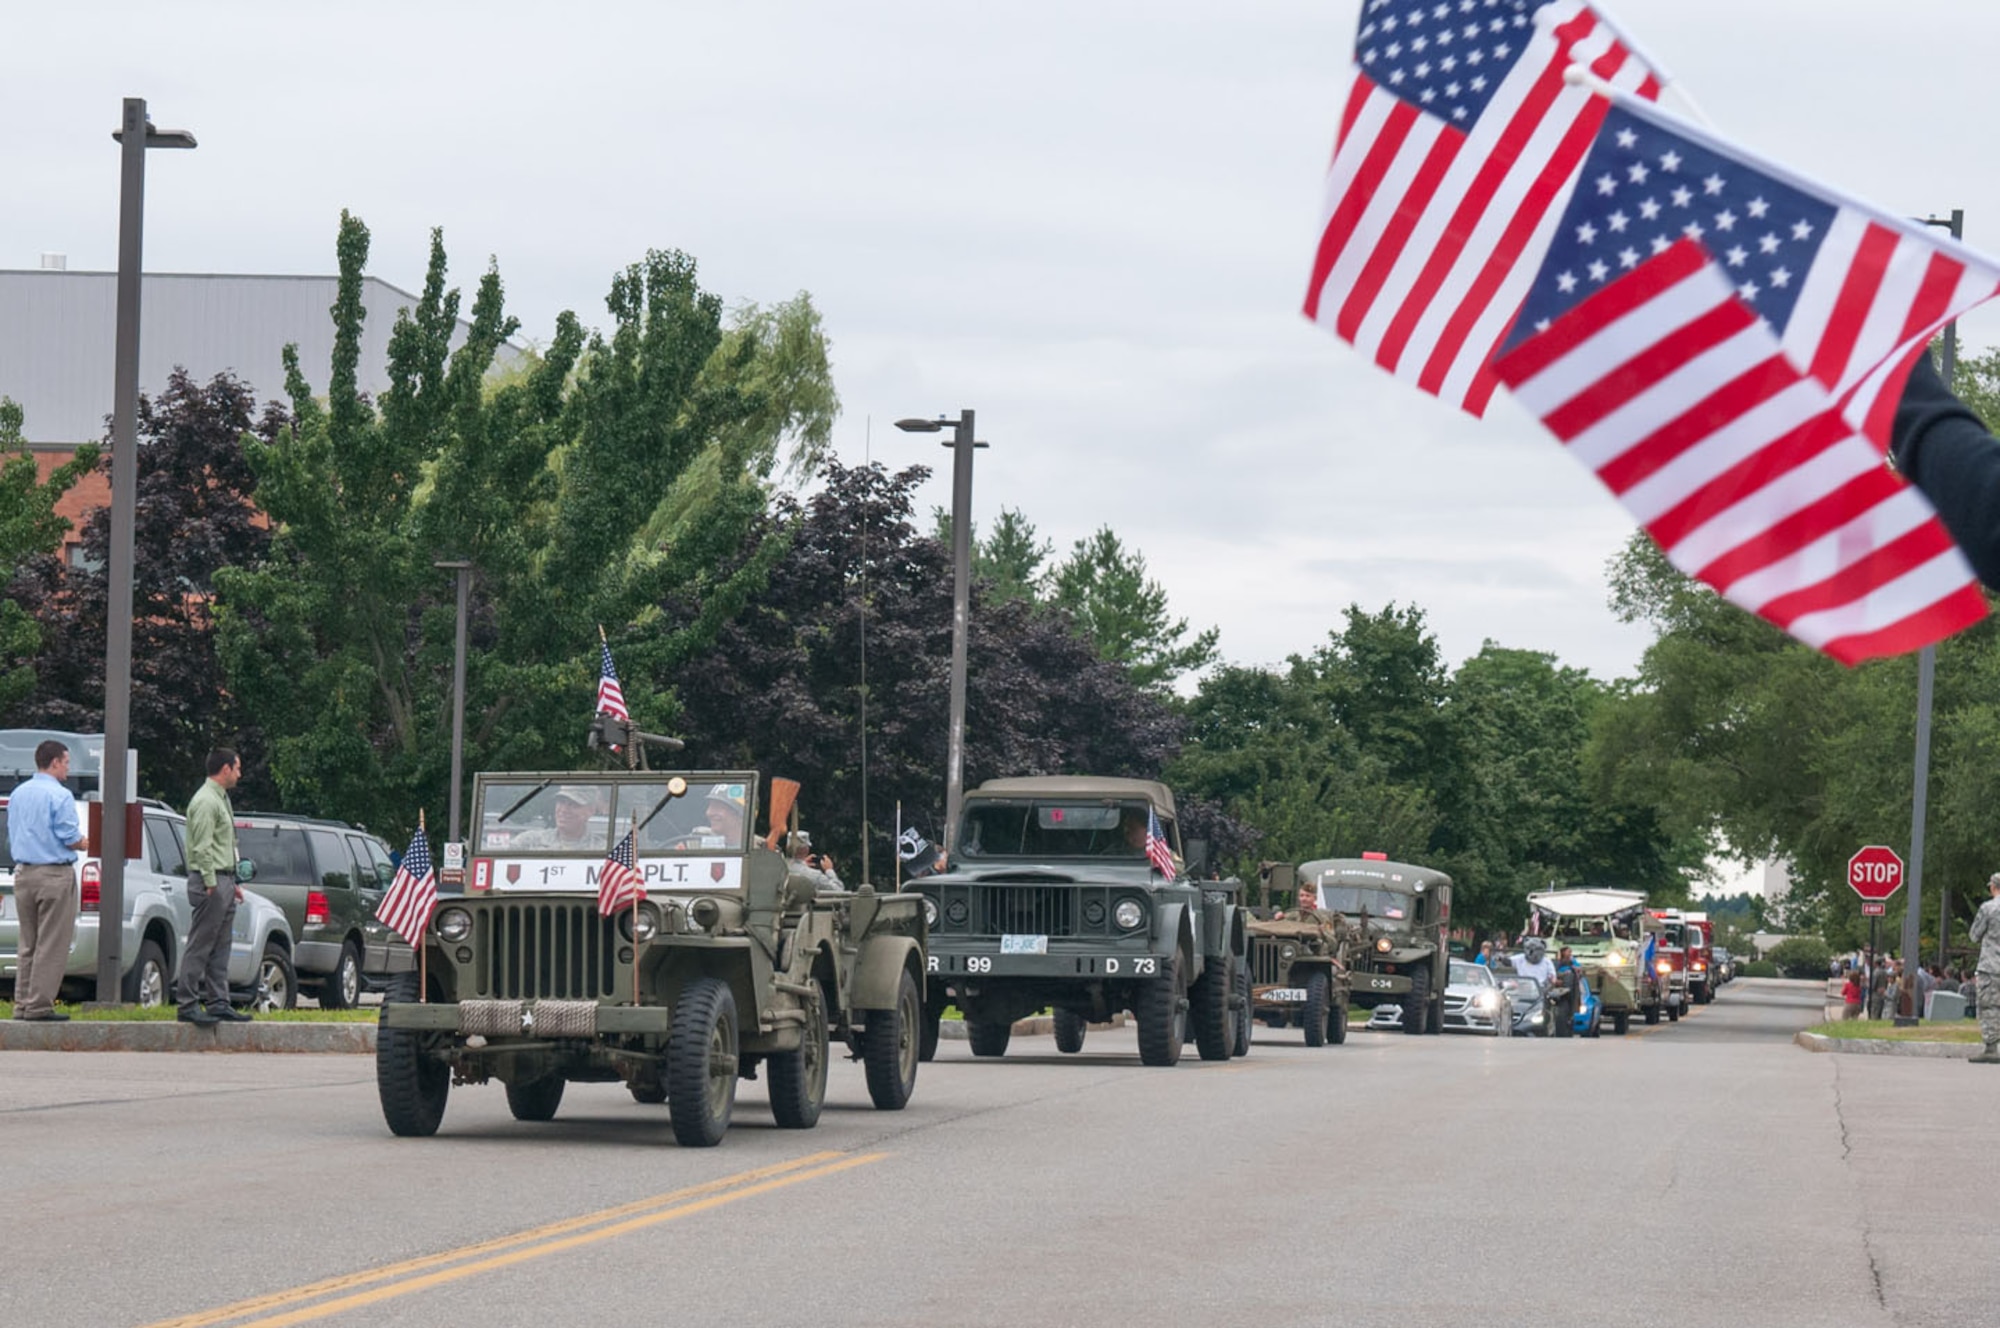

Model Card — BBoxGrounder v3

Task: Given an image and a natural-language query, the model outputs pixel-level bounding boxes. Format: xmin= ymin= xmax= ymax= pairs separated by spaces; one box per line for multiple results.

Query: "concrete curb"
xmin=0 ymin=1021 xmax=376 ymax=1054
xmin=1794 ymin=1030 xmax=1984 ymax=1060
xmin=938 ymin=1013 xmax=1130 ymax=1041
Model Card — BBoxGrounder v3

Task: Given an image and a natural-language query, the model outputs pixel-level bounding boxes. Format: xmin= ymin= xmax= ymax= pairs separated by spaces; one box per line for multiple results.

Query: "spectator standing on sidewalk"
xmin=1840 ymin=970 xmax=1863 ymax=1020
xmin=177 ymin=749 xmax=251 ymax=1026
xmin=5 ymin=739 xmax=85 ymax=1022
xmin=1968 ymin=874 xmax=2000 ymax=1064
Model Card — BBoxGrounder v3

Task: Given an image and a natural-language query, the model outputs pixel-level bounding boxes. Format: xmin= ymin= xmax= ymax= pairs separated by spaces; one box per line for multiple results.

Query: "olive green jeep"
xmin=376 ymin=769 xmax=927 ymax=1146
xmin=1245 ymin=863 xmax=1361 ymax=1047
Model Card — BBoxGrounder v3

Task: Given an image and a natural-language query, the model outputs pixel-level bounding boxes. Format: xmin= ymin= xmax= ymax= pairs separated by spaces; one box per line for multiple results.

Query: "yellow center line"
xmin=141 ymin=1151 xmax=862 ymax=1328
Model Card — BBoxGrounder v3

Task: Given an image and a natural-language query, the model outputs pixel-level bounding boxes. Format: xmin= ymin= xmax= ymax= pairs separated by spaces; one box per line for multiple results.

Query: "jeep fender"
xmin=851 ymin=935 xmax=923 ymax=1010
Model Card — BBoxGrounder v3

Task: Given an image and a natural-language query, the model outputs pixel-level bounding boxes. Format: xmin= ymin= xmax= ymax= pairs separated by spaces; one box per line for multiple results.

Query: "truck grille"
xmin=1249 ymin=938 xmax=1286 ymax=985
xmin=979 ymin=886 xmax=1074 ymax=937
xmin=472 ymin=901 xmax=619 ymax=1000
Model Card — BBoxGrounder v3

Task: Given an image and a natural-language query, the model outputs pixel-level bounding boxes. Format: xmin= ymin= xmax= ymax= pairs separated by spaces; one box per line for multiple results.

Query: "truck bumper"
xmin=926 ymin=946 xmax=1176 ymax=979
xmin=381 ymin=1000 xmax=676 ymax=1037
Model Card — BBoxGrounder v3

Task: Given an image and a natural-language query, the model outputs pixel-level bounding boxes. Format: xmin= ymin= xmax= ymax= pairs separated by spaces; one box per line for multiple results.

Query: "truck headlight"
xmin=1656 ymin=960 xmax=1672 ymax=974
xmin=1375 ymin=938 xmax=1392 ymax=953
xmin=1113 ymin=899 xmax=1145 ymax=931
xmin=1605 ymin=951 xmax=1628 ymax=966
xmin=922 ymin=896 xmax=940 ymax=929
xmin=436 ymin=907 xmax=472 ymax=943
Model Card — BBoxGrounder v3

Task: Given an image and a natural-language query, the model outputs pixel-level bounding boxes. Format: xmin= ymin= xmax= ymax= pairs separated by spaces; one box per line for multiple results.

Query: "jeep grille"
xmin=471 ymin=901 xmax=619 ymax=1000
xmin=1249 ymin=936 xmax=1286 ymax=985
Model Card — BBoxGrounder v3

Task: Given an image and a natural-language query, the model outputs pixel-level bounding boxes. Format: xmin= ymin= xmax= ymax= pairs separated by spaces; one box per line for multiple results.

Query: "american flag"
xmin=1492 ymin=101 xmax=1996 ymax=663
xmin=596 ymin=639 xmax=629 ymax=722
xmin=376 ymin=825 xmax=437 ymax=947
xmin=1144 ymin=807 xmax=1177 ymax=878
xmin=1303 ymin=1 xmax=1660 ymax=415
xmin=597 ymin=825 xmax=645 ymax=916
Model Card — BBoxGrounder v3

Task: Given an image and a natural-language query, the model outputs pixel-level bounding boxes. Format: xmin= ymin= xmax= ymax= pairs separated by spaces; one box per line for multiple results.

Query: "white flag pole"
xmin=1581 ymin=3 xmax=1714 ymax=129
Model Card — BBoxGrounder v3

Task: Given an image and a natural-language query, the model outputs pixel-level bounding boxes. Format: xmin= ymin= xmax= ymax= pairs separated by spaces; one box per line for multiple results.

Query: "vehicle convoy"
xmin=1299 ymin=855 xmax=1451 ymax=1035
xmin=1523 ymin=889 xmax=1666 ymax=1035
xmin=917 ymin=776 xmax=1248 ymax=1066
xmin=1 ymin=730 xmax=295 ymax=1011
xmin=375 ymin=762 xmax=927 ymax=1146
xmin=1682 ymin=911 xmax=1716 ymax=1004
xmin=1245 ymin=865 xmax=1359 ymax=1048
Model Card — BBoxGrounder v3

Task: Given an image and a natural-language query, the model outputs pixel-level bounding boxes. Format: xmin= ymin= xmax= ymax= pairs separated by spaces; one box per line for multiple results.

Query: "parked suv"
xmin=232 ymin=813 xmax=413 ymax=1007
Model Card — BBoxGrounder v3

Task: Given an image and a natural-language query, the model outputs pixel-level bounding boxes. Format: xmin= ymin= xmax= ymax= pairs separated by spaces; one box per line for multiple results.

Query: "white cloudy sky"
xmin=10 ymin=1 xmax=2000 ymax=682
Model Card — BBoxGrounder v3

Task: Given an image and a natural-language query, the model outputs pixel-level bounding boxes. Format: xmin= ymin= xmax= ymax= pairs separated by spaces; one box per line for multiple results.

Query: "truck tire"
xmin=1644 ymin=1005 xmax=1661 ymax=1025
xmin=376 ymin=974 xmax=448 ymax=1137
xmin=1136 ymin=956 xmax=1187 ymax=1067
xmin=1330 ymin=995 xmax=1349 ymax=1045
xmin=1612 ymin=1010 xmax=1630 ymax=1036
xmin=319 ymin=940 xmax=364 ymax=1010
xmin=1303 ymin=970 xmax=1333 ymax=1048
xmin=768 ymin=988 xmax=828 ymax=1129
xmin=121 ymin=938 xmax=171 ymax=1007
xmin=862 ymin=969 xmax=921 ymax=1111
xmin=1667 ymin=1003 xmax=1681 ymax=1022
xmin=505 ymin=1076 xmax=565 ymax=1122
xmin=1231 ymin=964 xmax=1253 ymax=1058
xmin=967 ymin=1019 xmax=1012 ymax=1058
xmin=919 ymin=1001 xmax=942 ymax=1063
xmin=1054 ymin=1007 xmax=1088 ymax=1054
xmin=667 ymin=977 xmax=738 ymax=1147
xmin=1191 ymin=957 xmax=1233 ymax=1062
xmin=1402 ymin=964 xmax=1432 ymax=1035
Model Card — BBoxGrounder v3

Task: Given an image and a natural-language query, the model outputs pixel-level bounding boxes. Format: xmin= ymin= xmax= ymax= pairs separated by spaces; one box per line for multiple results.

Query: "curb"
xmin=0 ymin=1021 xmax=376 ymax=1054
xmin=1794 ymin=1029 xmax=1984 ymax=1060
xmin=938 ymin=1013 xmax=1130 ymax=1041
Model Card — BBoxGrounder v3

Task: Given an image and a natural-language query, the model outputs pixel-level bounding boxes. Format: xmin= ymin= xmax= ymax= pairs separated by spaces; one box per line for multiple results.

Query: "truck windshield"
xmin=1319 ymin=887 xmax=1412 ymax=921
xmin=1552 ymin=917 xmax=1629 ymax=941
xmin=958 ymin=801 xmax=1161 ymax=860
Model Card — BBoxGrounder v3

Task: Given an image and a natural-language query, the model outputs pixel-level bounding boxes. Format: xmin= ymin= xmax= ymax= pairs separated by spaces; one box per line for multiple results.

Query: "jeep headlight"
xmin=437 ymin=907 xmax=473 ymax=943
xmin=922 ymin=896 xmax=940 ymax=929
xmin=1375 ymin=938 xmax=1392 ymax=953
xmin=618 ymin=904 xmax=660 ymax=943
xmin=1113 ymin=899 xmax=1145 ymax=931
xmin=1279 ymin=943 xmax=1298 ymax=962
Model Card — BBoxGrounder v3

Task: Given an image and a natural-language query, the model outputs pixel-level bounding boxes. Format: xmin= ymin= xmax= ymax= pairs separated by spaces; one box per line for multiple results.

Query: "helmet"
xmin=1524 ymin=937 xmax=1548 ymax=961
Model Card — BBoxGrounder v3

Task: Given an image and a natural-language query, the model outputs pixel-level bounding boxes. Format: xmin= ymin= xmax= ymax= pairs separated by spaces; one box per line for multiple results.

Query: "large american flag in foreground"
xmin=597 ymin=826 xmax=645 ymax=917
xmin=1492 ymin=101 xmax=1998 ymax=663
xmin=1303 ymin=0 xmax=1660 ymax=415
xmin=377 ymin=825 xmax=437 ymax=947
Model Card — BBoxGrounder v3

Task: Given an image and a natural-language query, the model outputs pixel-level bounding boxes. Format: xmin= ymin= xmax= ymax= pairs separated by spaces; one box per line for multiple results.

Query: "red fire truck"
xmin=1682 ymin=911 xmax=1715 ymax=1005
xmin=1647 ymin=909 xmax=1690 ymax=1022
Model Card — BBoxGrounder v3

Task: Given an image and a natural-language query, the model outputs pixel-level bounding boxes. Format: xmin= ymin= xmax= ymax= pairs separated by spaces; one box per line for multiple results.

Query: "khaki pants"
xmin=1978 ymin=974 xmax=2000 ymax=1046
xmin=12 ymin=863 xmax=78 ymax=1018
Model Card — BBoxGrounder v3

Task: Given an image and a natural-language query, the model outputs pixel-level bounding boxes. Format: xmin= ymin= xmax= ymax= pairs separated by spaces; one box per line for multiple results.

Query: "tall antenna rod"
xmin=858 ymin=416 xmax=871 ymax=885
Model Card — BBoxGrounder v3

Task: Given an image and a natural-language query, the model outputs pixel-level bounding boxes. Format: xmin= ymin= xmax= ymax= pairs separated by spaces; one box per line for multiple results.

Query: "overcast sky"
xmin=10 ymin=1 xmax=2000 ymax=683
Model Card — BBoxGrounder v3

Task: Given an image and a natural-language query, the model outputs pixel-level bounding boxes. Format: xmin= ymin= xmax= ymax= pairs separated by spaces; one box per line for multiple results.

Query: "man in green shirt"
xmin=179 ymin=748 xmax=249 ymax=1025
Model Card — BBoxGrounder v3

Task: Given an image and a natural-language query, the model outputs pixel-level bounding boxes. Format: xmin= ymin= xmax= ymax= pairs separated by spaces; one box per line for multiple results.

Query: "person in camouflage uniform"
xmin=1969 ymin=873 xmax=2000 ymax=1064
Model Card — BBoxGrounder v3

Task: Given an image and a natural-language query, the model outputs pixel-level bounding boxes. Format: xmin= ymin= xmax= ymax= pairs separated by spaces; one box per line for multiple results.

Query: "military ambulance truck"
xmin=1302 ymin=855 xmax=1451 ymax=1035
xmin=376 ymin=767 xmax=927 ymax=1147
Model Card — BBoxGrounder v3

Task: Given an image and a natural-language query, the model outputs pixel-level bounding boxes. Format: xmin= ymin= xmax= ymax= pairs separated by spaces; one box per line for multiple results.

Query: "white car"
xmin=1 ymin=784 xmax=296 ymax=1011
xmin=1440 ymin=959 xmax=1513 ymax=1036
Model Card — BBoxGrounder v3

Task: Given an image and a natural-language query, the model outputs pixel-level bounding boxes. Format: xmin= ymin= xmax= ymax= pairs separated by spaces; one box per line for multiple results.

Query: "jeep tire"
xmin=505 ymin=1076 xmax=566 ymax=1122
xmin=376 ymin=974 xmax=449 ymax=1137
xmin=1191 ymin=956 xmax=1233 ymax=1062
xmin=768 ymin=986 xmax=828 ymax=1128
xmin=1231 ymin=963 xmax=1253 ymax=1058
xmin=862 ymin=969 xmax=921 ymax=1111
xmin=1054 ymin=1007 xmax=1088 ymax=1054
xmin=1136 ymin=956 xmax=1187 ymax=1067
xmin=667 ymin=976 xmax=738 ymax=1148
xmin=967 ymin=1018 xmax=1012 ymax=1058
xmin=1303 ymin=969 xmax=1333 ymax=1048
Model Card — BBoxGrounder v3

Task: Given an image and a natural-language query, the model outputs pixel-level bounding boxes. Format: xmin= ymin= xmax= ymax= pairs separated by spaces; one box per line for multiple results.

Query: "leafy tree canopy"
xmin=0 ymin=398 xmax=98 ymax=712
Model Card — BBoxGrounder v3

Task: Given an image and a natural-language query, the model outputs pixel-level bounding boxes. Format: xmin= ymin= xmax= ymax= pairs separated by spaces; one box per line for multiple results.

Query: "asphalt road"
xmin=2 ymin=978 xmax=1995 ymax=1328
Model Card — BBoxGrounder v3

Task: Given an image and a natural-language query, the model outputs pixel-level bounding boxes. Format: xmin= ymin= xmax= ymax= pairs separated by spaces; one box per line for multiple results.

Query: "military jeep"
xmin=375 ymin=769 xmax=927 ymax=1147
xmin=1244 ymin=864 xmax=1359 ymax=1047
xmin=916 ymin=777 xmax=1248 ymax=1067
xmin=1300 ymin=856 xmax=1451 ymax=1035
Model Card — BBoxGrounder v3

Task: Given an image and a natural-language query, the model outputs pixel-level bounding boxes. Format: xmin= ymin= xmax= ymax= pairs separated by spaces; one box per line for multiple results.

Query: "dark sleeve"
xmin=1891 ymin=350 xmax=2000 ymax=588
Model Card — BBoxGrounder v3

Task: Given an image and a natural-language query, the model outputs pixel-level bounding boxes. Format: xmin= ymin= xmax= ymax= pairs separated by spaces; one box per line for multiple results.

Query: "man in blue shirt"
xmin=6 ymin=740 xmax=85 ymax=1021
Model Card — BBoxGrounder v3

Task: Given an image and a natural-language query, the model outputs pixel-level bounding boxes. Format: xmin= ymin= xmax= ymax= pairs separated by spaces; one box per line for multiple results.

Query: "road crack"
xmin=1830 ymin=1057 xmax=1888 ymax=1312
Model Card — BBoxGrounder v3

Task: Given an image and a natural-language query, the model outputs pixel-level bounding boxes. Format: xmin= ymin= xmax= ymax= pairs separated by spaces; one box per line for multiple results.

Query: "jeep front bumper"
xmin=382 ymin=999 xmax=675 ymax=1037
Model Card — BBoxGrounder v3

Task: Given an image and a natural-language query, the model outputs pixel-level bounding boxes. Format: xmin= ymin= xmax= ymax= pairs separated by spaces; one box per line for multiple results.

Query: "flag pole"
xmin=629 ymin=815 xmax=641 ymax=1008
xmin=417 ymin=808 xmax=429 ymax=1004
xmin=1583 ymin=3 xmax=1713 ymax=129
xmin=1562 ymin=65 xmax=2000 ymax=273
xmin=894 ymin=800 xmax=902 ymax=893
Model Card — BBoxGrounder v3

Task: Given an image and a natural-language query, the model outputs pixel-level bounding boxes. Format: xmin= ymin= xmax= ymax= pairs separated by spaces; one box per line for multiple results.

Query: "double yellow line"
xmin=142 ymin=1150 xmax=884 ymax=1328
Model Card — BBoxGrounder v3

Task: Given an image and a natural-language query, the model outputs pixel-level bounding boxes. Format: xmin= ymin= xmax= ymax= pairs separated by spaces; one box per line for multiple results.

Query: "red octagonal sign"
xmin=1848 ymin=845 xmax=1905 ymax=901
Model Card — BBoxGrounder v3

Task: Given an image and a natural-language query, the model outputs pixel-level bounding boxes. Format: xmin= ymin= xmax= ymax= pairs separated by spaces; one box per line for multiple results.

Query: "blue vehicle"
xmin=1572 ymin=973 xmax=1602 ymax=1038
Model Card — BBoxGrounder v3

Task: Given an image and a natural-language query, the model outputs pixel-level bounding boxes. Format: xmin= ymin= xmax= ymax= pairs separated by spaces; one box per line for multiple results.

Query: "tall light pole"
xmin=1896 ymin=208 xmax=1962 ymax=1022
xmin=896 ymin=411 xmax=986 ymax=856
xmin=434 ymin=560 xmax=473 ymax=850
xmin=97 ymin=98 xmax=196 ymax=1002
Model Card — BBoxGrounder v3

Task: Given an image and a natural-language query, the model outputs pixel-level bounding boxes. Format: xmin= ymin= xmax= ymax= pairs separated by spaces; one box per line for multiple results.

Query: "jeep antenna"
xmin=857 ymin=415 xmax=872 ymax=885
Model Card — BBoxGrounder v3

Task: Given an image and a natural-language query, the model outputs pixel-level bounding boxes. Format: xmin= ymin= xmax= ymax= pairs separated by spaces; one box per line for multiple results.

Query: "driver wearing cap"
xmin=512 ymin=786 xmax=603 ymax=850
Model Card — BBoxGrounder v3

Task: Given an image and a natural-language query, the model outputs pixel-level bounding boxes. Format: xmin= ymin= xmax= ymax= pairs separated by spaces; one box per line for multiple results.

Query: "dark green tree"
xmin=0 ymin=398 xmax=98 ymax=713
xmin=1046 ymin=526 xmax=1219 ymax=691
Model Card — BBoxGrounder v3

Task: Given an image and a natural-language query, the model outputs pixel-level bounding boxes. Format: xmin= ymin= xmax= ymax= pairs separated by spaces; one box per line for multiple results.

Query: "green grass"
xmin=1807 ymin=1018 xmax=1984 ymax=1043
xmin=0 ymin=1001 xmax=378 ymax=1023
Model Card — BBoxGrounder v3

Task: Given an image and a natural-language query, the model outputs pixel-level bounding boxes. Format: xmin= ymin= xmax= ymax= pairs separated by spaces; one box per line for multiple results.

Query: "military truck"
xmin=1524 ymin=889 xmax=1666 ymax=1035
xmin=1299 ymin=855 xmax=1450 ymax=1035
xmin=1244 ymin=866 xmax=1359 ymax=1047
xmin=375 ymin=767 xmax=927 ymax=1147
xmin=915 ymin=776 xmax=1248 ymax=1067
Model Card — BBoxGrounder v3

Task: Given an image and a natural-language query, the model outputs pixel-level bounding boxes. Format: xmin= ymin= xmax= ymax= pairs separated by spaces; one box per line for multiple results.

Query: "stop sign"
xmin=1848 ymin=845 xmax=1905 ymax=901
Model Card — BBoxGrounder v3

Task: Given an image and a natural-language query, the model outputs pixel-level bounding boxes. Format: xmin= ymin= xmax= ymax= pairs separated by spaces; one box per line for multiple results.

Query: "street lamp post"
xmin=97 ymin=98 xmax=196 ymax=1002
xmin=895 ymin=411 xmax=987 ymax=856
xmin=1895 ymin=209 xmax=1963 ymax=1025
xmin=434 ymin=560 xmax=474 ymax=848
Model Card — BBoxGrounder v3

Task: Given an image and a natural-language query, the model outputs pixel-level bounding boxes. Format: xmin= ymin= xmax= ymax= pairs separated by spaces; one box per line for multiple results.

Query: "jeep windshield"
xmin=1318 ymin=886 xmax=1412 ymax=922
xmin=474 ymin=779 xmax=748 ymax=855
xmin=957 ymin=800 xmax=1159 ymax=860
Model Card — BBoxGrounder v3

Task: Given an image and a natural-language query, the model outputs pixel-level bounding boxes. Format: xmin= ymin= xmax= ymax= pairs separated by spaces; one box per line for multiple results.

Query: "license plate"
xmin=1000 ymin=934 xmax=1048 ymax=955
xmin=1262 ymin=987 xmax=1308 ymax=1003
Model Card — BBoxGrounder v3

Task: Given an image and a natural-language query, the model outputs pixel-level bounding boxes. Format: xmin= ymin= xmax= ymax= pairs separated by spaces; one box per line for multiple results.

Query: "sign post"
xmin=1849 ymin=846 xmax=1905 ymax=1021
